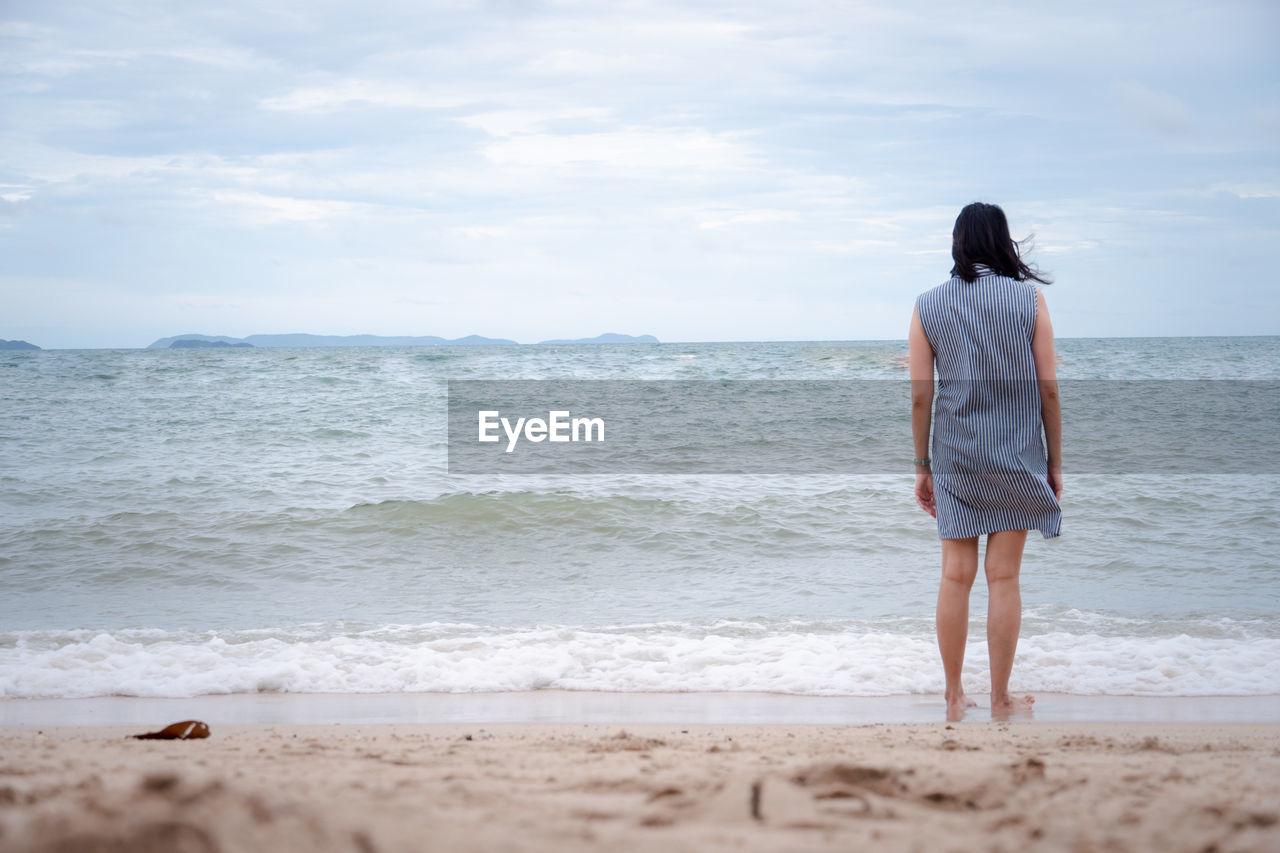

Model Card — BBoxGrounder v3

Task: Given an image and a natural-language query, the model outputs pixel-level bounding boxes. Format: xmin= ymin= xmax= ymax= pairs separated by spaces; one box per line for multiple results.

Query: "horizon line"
xmin=6 ymin=331 xmax=1280 ymax=351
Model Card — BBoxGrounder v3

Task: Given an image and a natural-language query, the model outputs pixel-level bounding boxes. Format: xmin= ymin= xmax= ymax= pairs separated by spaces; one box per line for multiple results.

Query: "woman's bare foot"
xmin=946 ymin=691 xmax=978 ymax=721
xmin=990 ymin=693 xmax=1035 ymax=721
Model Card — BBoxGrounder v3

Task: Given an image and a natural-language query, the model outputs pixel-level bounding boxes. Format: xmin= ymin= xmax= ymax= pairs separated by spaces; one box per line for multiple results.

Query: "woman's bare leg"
xmin=937 ymin=536 xmax=979 ymax=720
xmin=984 ymin=529 xmax=1034 ymax=717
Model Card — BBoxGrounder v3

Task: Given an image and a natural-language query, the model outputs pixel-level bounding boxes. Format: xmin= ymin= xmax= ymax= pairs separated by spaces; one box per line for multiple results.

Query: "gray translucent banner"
xmin=446 ymin=380 xmax=1279 ymax=474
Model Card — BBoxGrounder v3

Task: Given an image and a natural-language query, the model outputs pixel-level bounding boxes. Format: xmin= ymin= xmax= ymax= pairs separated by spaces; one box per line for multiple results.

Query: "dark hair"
xmin=950 ymin=202 xmax=1051 ymax=284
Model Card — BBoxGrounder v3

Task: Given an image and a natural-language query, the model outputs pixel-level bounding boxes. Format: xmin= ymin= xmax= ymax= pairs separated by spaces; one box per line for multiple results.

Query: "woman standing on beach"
xmin=908 ymin=202 xmax=1063 ymax=720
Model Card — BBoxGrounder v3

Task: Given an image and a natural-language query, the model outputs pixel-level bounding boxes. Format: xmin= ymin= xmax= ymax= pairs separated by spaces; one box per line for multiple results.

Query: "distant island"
xmin=148 ymin=333 xmax=519 ymax=349
xmin=170 ymin=339 xmax=254 ymax=349
xmin=147 ymin=332 xmax=657 ymax=349
xmin=537 ymin=333 xmax=660 ymax=344
xmin=0 ymin=339 xmax=40 ymax=350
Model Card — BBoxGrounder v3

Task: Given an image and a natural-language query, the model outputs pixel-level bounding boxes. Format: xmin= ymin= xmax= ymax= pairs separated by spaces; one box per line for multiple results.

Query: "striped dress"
xmin=916 ymin=264 xmax=1062 ymax=539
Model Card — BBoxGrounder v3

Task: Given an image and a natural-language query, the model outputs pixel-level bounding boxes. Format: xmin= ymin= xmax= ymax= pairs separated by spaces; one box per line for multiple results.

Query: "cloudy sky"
xmin=1 ymin=0 xmax=1277 ymax=348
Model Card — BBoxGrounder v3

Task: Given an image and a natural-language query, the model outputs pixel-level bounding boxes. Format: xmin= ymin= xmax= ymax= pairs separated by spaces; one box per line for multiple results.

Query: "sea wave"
xmin=3 ymin=617 xmax=1277 ymax=699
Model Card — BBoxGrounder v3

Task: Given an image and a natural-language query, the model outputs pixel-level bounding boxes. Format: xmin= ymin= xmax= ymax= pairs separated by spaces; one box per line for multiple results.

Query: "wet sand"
xmin=4 ymin=690 xmax=1280 ymax=727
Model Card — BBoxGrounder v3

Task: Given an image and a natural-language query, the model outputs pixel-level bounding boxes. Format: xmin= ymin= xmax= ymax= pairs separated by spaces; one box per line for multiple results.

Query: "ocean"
xmin=2 ymin=338 xmax=1278 ymax=700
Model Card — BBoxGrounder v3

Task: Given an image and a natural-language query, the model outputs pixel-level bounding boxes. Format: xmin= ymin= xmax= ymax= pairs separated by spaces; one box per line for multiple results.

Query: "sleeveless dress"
xmin=916 ymin=265 xmax=1062 ymax=540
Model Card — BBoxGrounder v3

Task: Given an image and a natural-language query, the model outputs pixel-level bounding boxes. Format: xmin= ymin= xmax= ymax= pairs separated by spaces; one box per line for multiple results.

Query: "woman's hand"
xmin=1047 ymin=464 xmax=1063 ymax=501
xmin=914 ymin=470 xmax=936 ymax=517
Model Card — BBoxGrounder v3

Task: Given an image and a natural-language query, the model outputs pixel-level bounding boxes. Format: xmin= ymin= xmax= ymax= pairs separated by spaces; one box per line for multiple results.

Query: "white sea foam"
xmin=2 ymin=622 xmax=1277 ymax=699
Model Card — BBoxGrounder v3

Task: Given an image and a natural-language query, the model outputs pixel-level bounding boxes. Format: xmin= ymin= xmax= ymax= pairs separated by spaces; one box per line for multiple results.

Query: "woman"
xmin=908 ymin=202 xmax=1063 ymax=720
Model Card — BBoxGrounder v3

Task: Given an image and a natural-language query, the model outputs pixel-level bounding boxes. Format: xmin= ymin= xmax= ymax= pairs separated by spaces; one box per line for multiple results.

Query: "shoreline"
xmin=2 ymin=720 xmax=1276 ymax=851
xmin=3 ymin=690 xmax=1279 ymax=728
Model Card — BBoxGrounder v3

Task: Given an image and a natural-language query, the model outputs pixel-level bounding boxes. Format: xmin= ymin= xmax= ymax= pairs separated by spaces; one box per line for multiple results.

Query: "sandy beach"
xmin=2 ymin=719 xmax=1277 ymax=852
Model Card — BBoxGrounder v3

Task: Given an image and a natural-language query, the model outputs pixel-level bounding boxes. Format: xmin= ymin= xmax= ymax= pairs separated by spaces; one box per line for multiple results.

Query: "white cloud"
xmin=15 ymin=146 xmax=178 ymax=183
xmin=159 ymin=44 xmax=272 ymax=71
xmin=811 ymin=238 xmax=896 ymax=253
xmin=457 ymin=107 xmax=614 ymax=137
xmin=0 ymin=186 xmax=33 ymax=203
xmin=12 ymin=44 xmax=270 ymax=77
xmin=259 ymin=78 xmax=472 ymax=112
xmin=1113 ymin=80 xmax=1194 ymax=135
xmin=1210 ymin=182 xmax=1280 ymax=199
xmin=0 ymin=19 xmax=51 ymax=39
xmin=688 ymin=207 xmax=799 ymax=230
xmin=1038 ymin=239 xmax=1101 ymax=254
xmin=480 ymin=126 xmax=758 ymax=171
xmin=204 ymin=191 xmax=353 ymax=224
xmin=452 ymin=225 xmax=511 ymax=239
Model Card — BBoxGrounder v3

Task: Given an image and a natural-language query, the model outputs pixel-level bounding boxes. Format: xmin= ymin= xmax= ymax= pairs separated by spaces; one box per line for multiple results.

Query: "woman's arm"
xmin=1031 ymin=289 xmax=1063 ymax=499
xmin=908 ymin=303 xmax=936 ymax=517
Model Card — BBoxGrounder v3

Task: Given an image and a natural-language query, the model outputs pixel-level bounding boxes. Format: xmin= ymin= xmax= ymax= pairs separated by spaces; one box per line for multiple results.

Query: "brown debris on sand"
xmin=132 ymin=721 xmax=210 ymax=741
